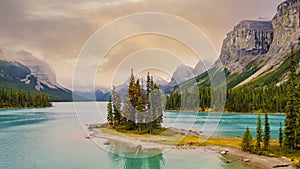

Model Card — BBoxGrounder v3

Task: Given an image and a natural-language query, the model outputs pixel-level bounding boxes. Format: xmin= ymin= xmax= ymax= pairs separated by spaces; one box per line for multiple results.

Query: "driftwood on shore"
xmin=272 ymin=164 xmax=290 ymax=168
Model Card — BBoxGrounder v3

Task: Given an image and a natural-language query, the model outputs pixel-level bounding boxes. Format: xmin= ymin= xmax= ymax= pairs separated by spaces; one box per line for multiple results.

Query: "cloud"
xmin=0 ymin=0 xmax=285 ymax=89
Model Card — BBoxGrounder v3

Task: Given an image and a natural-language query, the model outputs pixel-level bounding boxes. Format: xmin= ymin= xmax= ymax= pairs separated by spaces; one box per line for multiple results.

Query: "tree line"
xmin=242 ymin=47 xmax=300 ymax=154
xmin=166 ymin=84 xmax=288 ymax=113
xmin=0 ymin=89 xmax=52 ymax=108
xmin=107 ymin=70 xmax=164 ymax=134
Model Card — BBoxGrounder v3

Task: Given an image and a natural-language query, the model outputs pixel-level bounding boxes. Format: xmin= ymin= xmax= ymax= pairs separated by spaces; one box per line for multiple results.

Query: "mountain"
xmin=169 ymin=64 xmax=195 ymax=87
xmin=172 ymin=0 xmax=300 ymax=90
xmin=236 ymin=0 xmax=300 ymax=86
xmin=75 ymin=74 xmax=170 ymax=102
xmin=219 ymin=20 xmax=273 ymax=73
xmin=168 ymin=60 xmax=207 ymax=89
xmin=11 ymin=50 xmax=62 ymax=90
xmin=193 ymin=61 xmax=207 ymax=76
xmin=0 ymin=50 xmax=73 ymax=101
xmin=73 ymin=89 xmax=110 ymax=101
xmin=156 ymin=77 xmax=170 ymax=92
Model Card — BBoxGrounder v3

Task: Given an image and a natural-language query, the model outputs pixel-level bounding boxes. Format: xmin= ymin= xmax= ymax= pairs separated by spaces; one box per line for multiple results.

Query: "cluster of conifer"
xmin=166 ymin=84 xmax=288 ymax=113
xmin=107 ymin=71 xmax=164 ymax=134
xmin=0 ymin=89 xmax=52 ymax=108
xmin=242 ymin=47 xmax=300 ymax=152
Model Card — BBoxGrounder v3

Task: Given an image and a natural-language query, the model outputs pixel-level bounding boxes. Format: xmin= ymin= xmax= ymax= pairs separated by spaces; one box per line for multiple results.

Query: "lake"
xmin=0 ymin=102 xmax=285 ymax=169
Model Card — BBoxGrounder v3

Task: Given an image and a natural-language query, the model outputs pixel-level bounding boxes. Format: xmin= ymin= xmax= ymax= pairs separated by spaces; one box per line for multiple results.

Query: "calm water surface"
xmin=0 ymin=102 xmax=284 ymax=169
xmin=163 ymin=111 xmax=285 ymax=139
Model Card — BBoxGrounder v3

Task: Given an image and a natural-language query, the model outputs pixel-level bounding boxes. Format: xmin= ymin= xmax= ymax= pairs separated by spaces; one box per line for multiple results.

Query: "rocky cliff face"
xmin=170 ymin=0 xmax=300 ymax=89
xmin=219 ymin=20 xmax=274 ymax=72
xmin=219 ymin=0 xmax=300 ymax=77
xmin=269 ymin=0 xmax=300 ymax=55
xmin=236 ymin=0 xmax=300 ymax=86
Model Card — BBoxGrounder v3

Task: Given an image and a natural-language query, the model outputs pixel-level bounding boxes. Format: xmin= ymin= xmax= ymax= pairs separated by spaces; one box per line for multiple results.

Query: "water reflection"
xmin=123 ymin=153 xmax=164 ymax=169
xmin=107 ymin=140 xmax=165 ymax=169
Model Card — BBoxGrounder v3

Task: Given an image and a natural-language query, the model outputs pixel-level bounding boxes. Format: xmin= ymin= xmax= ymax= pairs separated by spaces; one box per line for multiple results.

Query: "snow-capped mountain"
xmin=0 ymin=49 xmax=72 ymax=101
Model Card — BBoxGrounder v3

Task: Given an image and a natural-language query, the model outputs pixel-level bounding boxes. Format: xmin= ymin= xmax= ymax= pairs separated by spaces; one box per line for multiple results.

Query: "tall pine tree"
xmin=127 ymin=69 xmax=137 ymax=130
xmin=256 ymin=113 xmax=263 ymax=151
xmin=279 ymin=122 xmax=283 ymax=147
xmin=136 ymin=96 xmax=144 ymax=133
xmin=112 ymin=86 xmax=122 ymax=126
xmin=107 ymin=95 xmax=113 ymax=125
xmin=263 ymin=112 xmax=270 ymax=150
xmin=284 ymin=46 xmax=299 ymax=151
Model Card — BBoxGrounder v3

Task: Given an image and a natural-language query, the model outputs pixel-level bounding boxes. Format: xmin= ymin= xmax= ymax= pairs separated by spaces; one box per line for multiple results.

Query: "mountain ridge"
xmin=172 ymin=0 xmax=300 ymax=90
xmin=0 ymin=50 xmax=73 ymax=101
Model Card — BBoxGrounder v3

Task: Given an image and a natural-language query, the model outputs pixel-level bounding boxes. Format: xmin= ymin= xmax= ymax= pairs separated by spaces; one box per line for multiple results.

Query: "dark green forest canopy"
xmin=0 ymin=88 xmax=52 ymax=108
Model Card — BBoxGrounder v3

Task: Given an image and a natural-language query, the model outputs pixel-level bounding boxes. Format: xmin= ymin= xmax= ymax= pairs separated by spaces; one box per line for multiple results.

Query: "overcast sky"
xmin=0 ymin=0 xmax=284 ymax=89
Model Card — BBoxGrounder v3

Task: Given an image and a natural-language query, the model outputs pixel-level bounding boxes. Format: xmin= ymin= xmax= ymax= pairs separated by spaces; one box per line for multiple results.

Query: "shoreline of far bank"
xmin=88 ymin=124 xmax=293 ymax=169
xmin=165 ymin=109 xmax=286 ymax=115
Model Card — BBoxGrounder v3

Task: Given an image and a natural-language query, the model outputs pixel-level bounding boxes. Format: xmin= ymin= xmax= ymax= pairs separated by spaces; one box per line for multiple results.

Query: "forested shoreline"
xmin=166 ymin=84 xmax=288 ymax=113
xmin=0 ymin=89 xmax=52 ymax=108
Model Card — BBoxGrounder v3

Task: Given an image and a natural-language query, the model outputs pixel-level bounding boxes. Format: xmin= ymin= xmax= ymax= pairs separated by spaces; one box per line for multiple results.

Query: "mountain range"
xmin=1 ymin=0 xmax=299 ymax=101
xmin=170 ymin=0 xmax=300 ymax=90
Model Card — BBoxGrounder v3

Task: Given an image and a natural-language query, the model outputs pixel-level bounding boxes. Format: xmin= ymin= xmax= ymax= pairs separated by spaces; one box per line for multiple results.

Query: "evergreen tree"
xmin=112 ymin=86 xmax=122 ymax=126
xmin=279 ymin=122 xmax=283 ymax=147
xmin=122 ymin=95 xmax=134 ymax=125
xmin=150 ymin=84 xmax=163 ymax=130
xmin=136 ymin=96 xmax=144 ymax=133
xmin=107 ymin=95 xmax=113 ymax=125
xmin=263 ymin=112 xmax=270 ymax=150
xmin=146 ymin=72 xmax=152 ymax=99
xmin=296 ymin=38 xmax=300 ymax=149
xmin=284 ymin=47 xmax=299 ymax=151
xmin=242 ymin=127 xmax=253 ymax=151
xmin=147 ymin=76 xmax=155 ymax=134
xmin=0 ymin=88 xmax=51 ymax=108
xmin=256 ymin=113 xmax=263 ymax=151
xmin=127 ymin=69 xmax=137 ymax=129
xmin=106 ymin=70 xmax=164 ymax=133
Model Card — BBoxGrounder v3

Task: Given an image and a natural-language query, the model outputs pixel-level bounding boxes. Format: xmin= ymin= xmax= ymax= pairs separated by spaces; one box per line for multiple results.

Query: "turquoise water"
xmin=163 ymin=111 xmax=286 ymax=139
xmin=0 ymin=102 xmax=282 ymax=169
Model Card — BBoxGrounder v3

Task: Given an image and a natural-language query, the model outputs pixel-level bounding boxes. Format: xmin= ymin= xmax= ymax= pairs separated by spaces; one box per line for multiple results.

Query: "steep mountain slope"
xmin=237 ymin=49 xmax=300 ymax=89
xmin=237 ymin=0 xmax=300 ymax=86
xmin=0 ymin=51 xmax=73 ymax=101
xmin=219 ymin=20 xmax=273 ymax=73
xmin=173 ymin=0 xmax=300 ymax=90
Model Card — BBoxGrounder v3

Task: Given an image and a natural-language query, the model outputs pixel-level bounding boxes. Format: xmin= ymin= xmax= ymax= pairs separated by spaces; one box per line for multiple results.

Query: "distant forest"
xmin=0 ymin=89 xmax=52 ymax=108
xmin=166 ymin=84 xmax=288 ymax=113
xmin=166 ymin=49 xmax=300 ymax=113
